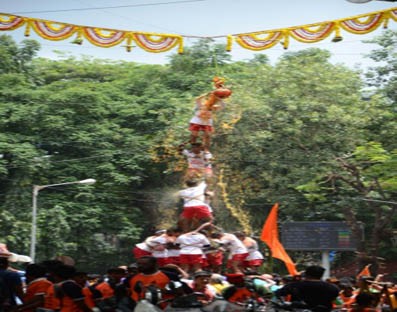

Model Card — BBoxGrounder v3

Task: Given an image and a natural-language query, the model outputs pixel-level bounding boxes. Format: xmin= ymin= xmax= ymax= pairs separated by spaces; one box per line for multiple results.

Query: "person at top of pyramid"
xmin=188 ymin=77 xmax=231 ymax=151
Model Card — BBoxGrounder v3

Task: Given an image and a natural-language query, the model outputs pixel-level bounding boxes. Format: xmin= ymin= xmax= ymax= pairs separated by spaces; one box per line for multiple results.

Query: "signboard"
xmin=281 ymin=221 xmax=357 ymax=251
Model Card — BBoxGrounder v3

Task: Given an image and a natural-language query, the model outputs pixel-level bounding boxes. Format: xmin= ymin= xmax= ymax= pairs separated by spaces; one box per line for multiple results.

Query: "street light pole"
xmin=30 ymin=178 xmax=96 ymax=262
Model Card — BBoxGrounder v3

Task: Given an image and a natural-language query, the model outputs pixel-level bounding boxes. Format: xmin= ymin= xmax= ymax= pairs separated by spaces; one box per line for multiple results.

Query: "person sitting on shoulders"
xmin=178 ymin=142 xmax=213 ymax=180
xmin=189 ymin=93 xmax=226 ymax=152
xmin=177 ymin=179 xmax=213 ymax=233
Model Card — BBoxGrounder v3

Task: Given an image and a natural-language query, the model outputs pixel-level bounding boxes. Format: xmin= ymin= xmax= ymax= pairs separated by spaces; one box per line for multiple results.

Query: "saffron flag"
xmin=357 ymin=264 xmax=372 ymax=278
xmin=260 ymin=203 xmax=298 ymax=276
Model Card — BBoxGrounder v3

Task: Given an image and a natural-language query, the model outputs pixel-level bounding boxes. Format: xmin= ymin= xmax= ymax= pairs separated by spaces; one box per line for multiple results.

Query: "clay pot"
xmin=213 ymin=87 xmax=232 ymax=99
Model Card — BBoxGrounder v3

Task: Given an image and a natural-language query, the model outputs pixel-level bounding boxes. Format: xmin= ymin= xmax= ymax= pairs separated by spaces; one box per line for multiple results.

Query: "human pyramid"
xmin=133 ymin=77 xmax=265 ymax=275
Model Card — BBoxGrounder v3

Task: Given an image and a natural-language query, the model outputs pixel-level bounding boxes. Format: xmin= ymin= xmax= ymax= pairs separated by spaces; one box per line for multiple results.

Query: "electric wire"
xmin=11 ymin=0 xmax=207 ymax=14
xmin=72 ymin=0 xmax=183 ymax=35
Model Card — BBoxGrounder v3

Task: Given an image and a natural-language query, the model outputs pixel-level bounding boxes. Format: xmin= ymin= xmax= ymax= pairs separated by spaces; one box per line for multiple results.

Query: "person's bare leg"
xmin=231 ymin=260 xmax=243 ymax=274
xmin=190 ymin=131 xmax=199 ymax=144
xmin=178 ymin=217 xmax=190 ymax=233
xmin=203 ymin=132 xmax=211 ymax=151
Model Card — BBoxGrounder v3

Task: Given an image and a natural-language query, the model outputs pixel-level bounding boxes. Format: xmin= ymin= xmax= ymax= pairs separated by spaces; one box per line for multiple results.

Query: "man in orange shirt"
xmin=95 ymin=268 xmax=126 ymax=299
xmin=129 ymin=256 xmax=172 ymax=304
xmin=17 ymin=264 xmax=53 ymax=312
xmin=44 ymin=264 xmax=91 ymax=312
xmin=84 ymin=267 xmax=126 ymax=311
xmin=129 ymin=256 xmax=193 ymax=310
xmin=222 ymin=273 xmax=255 ymax=304
xmin=73 ymin=272 xmax=100 ymax=310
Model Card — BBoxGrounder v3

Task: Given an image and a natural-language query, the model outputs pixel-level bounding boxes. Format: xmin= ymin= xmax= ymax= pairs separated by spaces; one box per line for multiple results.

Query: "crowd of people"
xmin=2 ymin=250 xmax=397 ymax=312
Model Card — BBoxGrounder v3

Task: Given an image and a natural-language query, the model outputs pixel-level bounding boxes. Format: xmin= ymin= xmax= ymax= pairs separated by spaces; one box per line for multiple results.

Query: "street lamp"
xmin=30 ymin=178 xmax=96 ymax=262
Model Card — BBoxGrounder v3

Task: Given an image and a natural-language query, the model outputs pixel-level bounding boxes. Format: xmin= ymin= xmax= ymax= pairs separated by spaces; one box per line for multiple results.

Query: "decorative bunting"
xmin=30 ymin=20 xmax=77 ymax=41
xmin=132 ymin=33 xmax=183 ymax=54
xmin=232 ymin=8 xmax=395 ymax=51
xmin=289 ymin=22 xmax=335 ymax=43
xmin=0 ymin=7 xmax=396 ymax=54
xmin=390 ymin=8 xmax=397 ymax=21
xmin=339 ymin=12 xmax=384 ymax=34
xmin=235 ymin=31 xmax=284 ymax=51
xmin=0 ymin=13 xmax=183 ymax=54
xmin=0 ymin=13 xmax=25 ymax=31
xmin=83 ymin=27 xmax=126 ymax=47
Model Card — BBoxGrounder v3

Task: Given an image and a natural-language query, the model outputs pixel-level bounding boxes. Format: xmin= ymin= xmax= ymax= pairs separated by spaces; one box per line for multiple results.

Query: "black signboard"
xmin=281 ymin=221 xmax=357 ymax=251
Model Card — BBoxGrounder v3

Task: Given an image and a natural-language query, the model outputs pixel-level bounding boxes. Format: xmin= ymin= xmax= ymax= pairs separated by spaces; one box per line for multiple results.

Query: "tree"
xmin=212 ymin=49 xmax=367 ymax=224
xmin=364 ymin=30 xmax=397 ymax=150
xmin=298 ymin=142 xmax=397 ymax=271
xmin=0 ymin=39 xmax=180 ymax=269
xmin=295 ymin=32 xmax=397 ymax=271
xmin=0 ymin=35 xmax=40 ymax=75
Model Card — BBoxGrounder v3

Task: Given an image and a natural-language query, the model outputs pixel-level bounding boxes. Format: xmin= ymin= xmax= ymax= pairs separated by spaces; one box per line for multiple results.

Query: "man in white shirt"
xmin=174 ymin=231 xmax=210 ymax=274
xmin=179 ymin=142 xmax=213 ymax=180
xmin=212 ymin=232 xmax=248 ymax=274
xmin=177 ymin=180 xmax=213 ymax=232
xmin=132 ymin=230 xmax=165 ymax=259
xmin=235 ymin=231 xmax=264 ymax=272
xmin=147 ymin=232 xmax=170 ymax=268
xmin=189 ymin=94 xmax=225 ymax=151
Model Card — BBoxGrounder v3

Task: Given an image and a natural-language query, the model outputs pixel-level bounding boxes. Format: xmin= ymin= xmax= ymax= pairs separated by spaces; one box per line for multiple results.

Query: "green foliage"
xmin=0 ymin=35 xmax=39 ymax=74
xmin=212 ymin=48 xmax=369 ymax=225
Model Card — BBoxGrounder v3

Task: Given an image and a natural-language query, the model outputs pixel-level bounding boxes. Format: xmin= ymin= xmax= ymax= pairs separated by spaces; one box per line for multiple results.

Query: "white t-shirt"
xmin=167 ymin=248 xmax=180 ymax=258
xmin=189 ymin=98 xmax=225 ymax=126
xmin=182 ymin=150 xmax=212 ymax=170
xmin=147 ymin=235 xmax=168 ymax=258
xmin=179 ymin=181 xmax=207 ymax=207
xmin=246 ymin=250 xmax=264 ymax=261
xmin=175 ymin=232 xmax=210 ymax=255
xmin=219 ymin=233 xmax=248 ymax=256
xmin=135 ymin=242 xmax=152 ymax=252
xmin=244 ymin=238 xmax=264 ymax=261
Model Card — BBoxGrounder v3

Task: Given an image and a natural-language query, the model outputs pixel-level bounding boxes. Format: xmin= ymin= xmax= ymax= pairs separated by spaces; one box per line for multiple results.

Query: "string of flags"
xmin=0 ymin=7 xmax=396 ymax=54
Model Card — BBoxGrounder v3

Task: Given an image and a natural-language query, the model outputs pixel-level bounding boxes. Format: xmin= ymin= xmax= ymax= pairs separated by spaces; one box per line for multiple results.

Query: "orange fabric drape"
xmin=260 ymin=203 xmax=298 ymax=276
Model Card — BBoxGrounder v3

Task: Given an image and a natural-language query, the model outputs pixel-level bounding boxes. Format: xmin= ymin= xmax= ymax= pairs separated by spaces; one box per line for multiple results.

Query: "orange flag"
xmin=357 ymin=264 xmax=372 ymax=278
xmin=260 ymin=203 xmax=298 ymax=276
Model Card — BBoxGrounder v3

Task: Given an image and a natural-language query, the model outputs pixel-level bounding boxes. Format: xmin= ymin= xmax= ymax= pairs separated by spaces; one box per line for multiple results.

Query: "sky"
xmin=1 ymin=0 xmax=397 ymax=68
